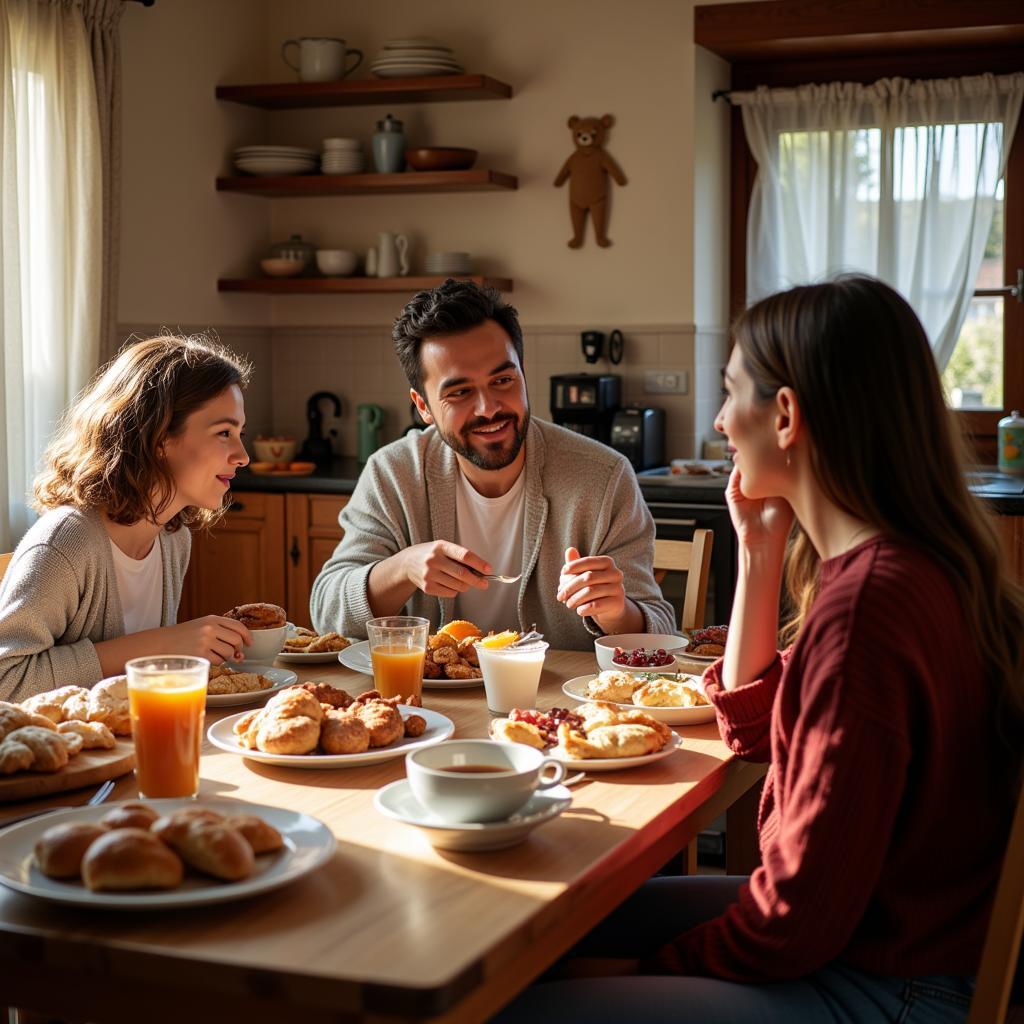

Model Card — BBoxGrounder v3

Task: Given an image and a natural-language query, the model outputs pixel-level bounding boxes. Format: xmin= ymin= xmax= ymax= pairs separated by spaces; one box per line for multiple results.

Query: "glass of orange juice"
xmin=125 ymin=656 xmax=209 ymax=798
xmin=366 ymin=616 xmax=429 ymax=700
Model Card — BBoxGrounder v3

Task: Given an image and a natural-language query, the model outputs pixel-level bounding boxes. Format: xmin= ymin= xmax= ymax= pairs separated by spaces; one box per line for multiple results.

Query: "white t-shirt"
xmin=110 ymin=537 xmax=164 ymax=634
xmin=454 ymin=467 xmax=526 ymax=633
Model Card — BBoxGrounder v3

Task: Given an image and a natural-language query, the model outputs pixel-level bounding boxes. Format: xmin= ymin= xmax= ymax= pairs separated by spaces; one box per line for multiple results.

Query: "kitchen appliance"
xmin=357 ymin=403 xmax=385 ymax=464
xmin=299 ymin=391 xmax=342 ymax=469
xmin=549 ymin=373 xmax=620 ymax=444
xmin=610 ymin=406 xmax=665 ymax=471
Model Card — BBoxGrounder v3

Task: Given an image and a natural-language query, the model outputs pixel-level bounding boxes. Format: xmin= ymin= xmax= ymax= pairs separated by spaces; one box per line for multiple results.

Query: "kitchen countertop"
xmin=231 ymin=458 xmax=1024 ymax=514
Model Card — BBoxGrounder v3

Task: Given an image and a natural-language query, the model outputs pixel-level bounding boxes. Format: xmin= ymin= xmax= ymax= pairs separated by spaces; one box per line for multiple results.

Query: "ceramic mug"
xmin=281 ymin=37 xmax=362 ymax=82
xmin=406 ymin=739 xmax=566 ymax=824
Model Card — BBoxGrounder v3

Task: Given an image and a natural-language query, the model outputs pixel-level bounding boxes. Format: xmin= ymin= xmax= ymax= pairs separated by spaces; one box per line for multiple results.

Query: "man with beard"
xmin=310 ymin=280 xmax=674 ymax=648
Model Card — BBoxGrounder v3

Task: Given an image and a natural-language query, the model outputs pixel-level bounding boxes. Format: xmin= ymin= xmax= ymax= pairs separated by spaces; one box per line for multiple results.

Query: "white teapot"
xmin=372 ymin=231 xmax=409 ymax=278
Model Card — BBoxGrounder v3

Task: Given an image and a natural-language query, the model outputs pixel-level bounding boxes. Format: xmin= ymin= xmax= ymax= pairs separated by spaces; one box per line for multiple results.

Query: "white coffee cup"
xmin=406 ymin=739 xmax=566 ymax=824
xmin=281 ymin=37 xmax=362 ymax=83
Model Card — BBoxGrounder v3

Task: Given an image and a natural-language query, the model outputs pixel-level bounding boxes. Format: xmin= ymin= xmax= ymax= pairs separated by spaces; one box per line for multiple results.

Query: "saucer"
xmin=373 ymin=779 xmax=571 ymax=851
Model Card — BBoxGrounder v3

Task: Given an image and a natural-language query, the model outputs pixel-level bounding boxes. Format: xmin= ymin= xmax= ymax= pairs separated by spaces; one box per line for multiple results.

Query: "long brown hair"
xmin=733 ymin=275 xmax=1024 ymax=763
xmin=33 ymin=333 xmax=251 ymax=531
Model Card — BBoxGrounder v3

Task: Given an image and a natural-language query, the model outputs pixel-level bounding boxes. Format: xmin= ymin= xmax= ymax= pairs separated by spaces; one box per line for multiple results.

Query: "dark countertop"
xmin=232 ymin=458 xmax=1024 ymax=514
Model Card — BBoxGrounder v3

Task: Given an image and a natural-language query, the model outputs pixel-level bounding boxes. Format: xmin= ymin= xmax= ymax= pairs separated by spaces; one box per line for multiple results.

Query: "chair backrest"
xmin=0 ymin=551 xmax=12 ymax=584
xmin=969 ymin=780 xmax=1024 ymax=1023
xmin=653 ymin=529 xmax=714 ymax=631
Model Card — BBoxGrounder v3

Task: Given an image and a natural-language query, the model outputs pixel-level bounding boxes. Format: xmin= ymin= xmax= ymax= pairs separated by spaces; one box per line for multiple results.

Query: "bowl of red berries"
xmin=594 ymin=633 xmax=689 ymax=672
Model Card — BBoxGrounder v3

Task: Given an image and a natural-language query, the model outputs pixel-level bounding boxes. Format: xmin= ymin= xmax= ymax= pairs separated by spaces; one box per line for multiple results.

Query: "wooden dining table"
xmin=0 ymin=650 xmax=766 ymax=1024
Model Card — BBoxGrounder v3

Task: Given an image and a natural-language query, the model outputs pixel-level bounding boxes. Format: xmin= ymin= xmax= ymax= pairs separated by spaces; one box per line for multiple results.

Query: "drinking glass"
xmin=126 ymin=656 xmax=209 ymax=798
xmin=366 ymin=616 xmax=429 ymax=700
xmin=474 ymin=640 xmax=549 ymax=715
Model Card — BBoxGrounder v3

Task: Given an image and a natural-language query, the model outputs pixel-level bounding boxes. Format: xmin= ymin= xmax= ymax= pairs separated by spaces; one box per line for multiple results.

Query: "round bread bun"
xmin=81 ymin=828 xmax=184 ymax=891
xmin=151 ymin=807 xmax=225 ymax=845
xmin=223 ymin=602 xmax=286 ymax=630
xmin=34 ymin=821 xmax=109 ymax=879
xmin=164 ymin=819 xmax=254 ymax=881
xmin=222 ymin=814 xmax=284 ymax=855
xmin=101 ymin=802 xmax=160 ymax=831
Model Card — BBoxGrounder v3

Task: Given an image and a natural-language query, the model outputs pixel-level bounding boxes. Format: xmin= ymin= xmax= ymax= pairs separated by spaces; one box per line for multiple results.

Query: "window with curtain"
xmin=735 ymin=73 xmax=1023 ymax=401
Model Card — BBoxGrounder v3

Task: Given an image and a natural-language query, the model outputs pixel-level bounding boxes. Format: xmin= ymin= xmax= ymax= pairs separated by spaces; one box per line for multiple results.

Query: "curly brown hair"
xmin=33 ymin=333 xmax=251 ymax=531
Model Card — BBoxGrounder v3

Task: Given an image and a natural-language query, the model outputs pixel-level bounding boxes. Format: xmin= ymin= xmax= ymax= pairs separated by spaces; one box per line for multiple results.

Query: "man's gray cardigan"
xmin=0 ymin=508 xmax=190 ymax=701
xmin=310 ymin=419 xmax=675 ymax=651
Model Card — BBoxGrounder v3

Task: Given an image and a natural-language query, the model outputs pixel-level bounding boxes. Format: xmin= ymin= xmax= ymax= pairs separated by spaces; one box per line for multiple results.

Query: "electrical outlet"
xmin=644 ymin=370 xmax=688 ymax=394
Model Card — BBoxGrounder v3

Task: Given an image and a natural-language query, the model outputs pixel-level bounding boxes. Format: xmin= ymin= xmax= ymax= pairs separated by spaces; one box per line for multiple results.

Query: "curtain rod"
xmin=712 ymin=89 xmax=733 ymax=105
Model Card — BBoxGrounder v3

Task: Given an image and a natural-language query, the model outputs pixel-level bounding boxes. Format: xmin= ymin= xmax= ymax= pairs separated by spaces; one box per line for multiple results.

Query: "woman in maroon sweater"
xmin=495 ymin=276 xmax=1024 ymax=1023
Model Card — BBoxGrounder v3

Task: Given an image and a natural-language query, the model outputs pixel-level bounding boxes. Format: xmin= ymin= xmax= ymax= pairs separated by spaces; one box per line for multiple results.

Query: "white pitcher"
xmin=376 ymin=231 xmax=409 ymax=278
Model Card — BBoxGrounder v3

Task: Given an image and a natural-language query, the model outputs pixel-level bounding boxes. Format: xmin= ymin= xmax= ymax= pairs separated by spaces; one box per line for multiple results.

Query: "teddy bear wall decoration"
xmin=553 ymin=114 xmax=627 ymax=248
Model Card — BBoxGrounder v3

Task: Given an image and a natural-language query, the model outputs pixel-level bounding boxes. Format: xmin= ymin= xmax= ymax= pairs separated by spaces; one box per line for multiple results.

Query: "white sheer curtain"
xmin=0 ymin=0 xmax=105 ymax=550
xmin=737 ymin=73 xmax=1024 ymax=369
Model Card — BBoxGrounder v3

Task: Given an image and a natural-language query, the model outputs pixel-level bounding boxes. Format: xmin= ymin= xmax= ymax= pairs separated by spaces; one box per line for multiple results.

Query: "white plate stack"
xmin=370 ymin=37 xmax=465 ymax=78
xmin=425 ymin=251 xmax=472 ymax=276
xmin=321 ymin=138 xmax=364 ymax=175
xmin=234 ymin=145 xmax=318 ymax=176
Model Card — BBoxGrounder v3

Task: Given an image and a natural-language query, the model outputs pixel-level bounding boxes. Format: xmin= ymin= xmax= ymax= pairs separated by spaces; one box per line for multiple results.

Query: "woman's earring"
xmin=786 ymin=450 xmax=791 ymax=469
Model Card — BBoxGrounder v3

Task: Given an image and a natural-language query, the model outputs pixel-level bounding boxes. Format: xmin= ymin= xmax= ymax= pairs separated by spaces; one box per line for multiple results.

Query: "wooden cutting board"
xmin=0 ymin=740 xmax=135 ymax=803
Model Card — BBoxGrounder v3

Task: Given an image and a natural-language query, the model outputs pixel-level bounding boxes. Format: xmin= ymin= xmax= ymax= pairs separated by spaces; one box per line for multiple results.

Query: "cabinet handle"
xmin=230 ymin=501 xmax=245 ymax=512
xmin=290 ymin=536 xmax=300 ymax=567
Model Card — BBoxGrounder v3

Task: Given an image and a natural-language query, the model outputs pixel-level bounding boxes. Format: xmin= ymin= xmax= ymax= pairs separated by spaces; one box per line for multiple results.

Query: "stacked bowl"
xmin=234 ymin=145 xmax=318 ymax=176
xmin=425 ymin=252 xmax=472 ymax=276
xmin=370 ymin=38 xmax=465 ymax=78
xmin=321 ymin=138 xmax=364 ymax=175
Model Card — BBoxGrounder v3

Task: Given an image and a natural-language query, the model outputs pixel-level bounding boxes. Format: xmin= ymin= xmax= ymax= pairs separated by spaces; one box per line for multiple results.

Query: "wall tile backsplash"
xmin=117 ymin=322 xmax=728 ymax=463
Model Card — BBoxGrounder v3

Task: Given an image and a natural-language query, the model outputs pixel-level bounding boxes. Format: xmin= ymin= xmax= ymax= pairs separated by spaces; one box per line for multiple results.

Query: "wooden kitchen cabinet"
xmin=993 ymin=513 xmax=1024 ymax=582
xmin=286 ymin=493 xmax=349 ymax=628
xmin=178 ymin=491 xmax=348 ymax=627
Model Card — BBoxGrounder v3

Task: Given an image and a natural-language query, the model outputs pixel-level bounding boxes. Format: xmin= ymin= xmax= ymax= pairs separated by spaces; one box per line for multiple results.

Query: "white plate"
xmin=235 ymin=145 xmax=318 ymax=156
xmin=374 ymin=779 xmax=570 ymax=851
xmin=546 ymin=733 xmax=684 ymax=772
xmin=677 ymin=629 xmax=729 ymax=664
xmin=276 ymin=628 xmax=360 ymax=664
xmin=206 ymin=666 xmax=298 ymax=708
xmin=372 ymin=67 xmax=463 ymax=79
xmin=560 ymin=674 xmax=717 ymax=726
xmin=339 ymin=640 xmax=483 ymax=690
xmin=0 ymin=797 xmax=335 ymax=910
xmin=208 ymin=705 xmax=455 ymax=768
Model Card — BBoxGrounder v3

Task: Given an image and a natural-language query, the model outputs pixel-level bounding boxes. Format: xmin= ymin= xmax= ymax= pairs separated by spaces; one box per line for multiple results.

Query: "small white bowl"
xmin=260 ymin=258 xmax=305 ymax=278
xmin=251 ymin=437 xmax=297 ymax=464
xmin=316 ymin=249 xmax=358 ymax=277
xmin=594 ymin=633 xmax=689 ymax=672
xmin=239 ymin=624 xmax=288 ymax=664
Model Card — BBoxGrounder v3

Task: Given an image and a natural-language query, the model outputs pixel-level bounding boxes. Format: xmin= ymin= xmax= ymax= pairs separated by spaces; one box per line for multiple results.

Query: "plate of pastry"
xmin=276 ymin=626 xmax=357 ymax=664
xmin=489 ymin=704 xmax=684 ymax=772
xmin=205 ymin=666 xmax=298 ymax=707
xmin=0 ymin=797 xmax=335 ymax=909
xmin=561 ymin=671 xmax=716 ymax=726
xmin=207 ymin=685 xmax=454 ymax=768
xmin=679 ymin=625 xmax=729 ymax=663
xmin=339 ymin=639 xmax=484 ymax=690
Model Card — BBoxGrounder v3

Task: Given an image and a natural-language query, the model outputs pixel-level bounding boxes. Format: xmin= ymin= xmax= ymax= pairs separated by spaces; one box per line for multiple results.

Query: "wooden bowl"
xmin=404 ymin=147 xmax=477 ymax=172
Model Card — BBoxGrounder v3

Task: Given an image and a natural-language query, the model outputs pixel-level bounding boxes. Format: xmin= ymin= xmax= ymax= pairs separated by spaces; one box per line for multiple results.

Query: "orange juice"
xmin=371 ymin=645 xmax=425 ymax=699
xmin=128 ymin=675 xmax=206 ymax=798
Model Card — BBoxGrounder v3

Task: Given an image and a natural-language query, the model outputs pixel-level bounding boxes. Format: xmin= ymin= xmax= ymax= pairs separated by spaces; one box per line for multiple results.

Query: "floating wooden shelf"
xmin=217 ymin=275 xmax=513 ymax=294
xmin=215 ymin=74 xmax=512 ymax=110
xmin=216 ymin=169 xmax=517 ymax=197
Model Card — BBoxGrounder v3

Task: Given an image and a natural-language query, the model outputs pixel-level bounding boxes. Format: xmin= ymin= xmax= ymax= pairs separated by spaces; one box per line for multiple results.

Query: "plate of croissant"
xmin=277 ymin=626 xmax=356 ymax=664
xmin=205 ymin=665 xmax=298 ymax=707
xmin=489 ymin=703 xmax=683 ymax=771
xmin=561 ymin=670 xmax=717 ymax=726
xmin=208 ymin=683 xmax=454 ymax=767
xmin=0 ymin=797 xmax=335 ymax=909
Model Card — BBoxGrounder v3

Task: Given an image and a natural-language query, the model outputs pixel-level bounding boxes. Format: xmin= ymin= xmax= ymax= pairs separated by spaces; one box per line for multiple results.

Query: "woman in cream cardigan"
xmin=0 ymin=334 xmax=255 ymax=701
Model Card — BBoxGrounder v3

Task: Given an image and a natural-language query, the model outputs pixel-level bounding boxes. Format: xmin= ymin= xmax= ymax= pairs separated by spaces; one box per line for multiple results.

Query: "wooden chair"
xmin=653 ymin=529 xmax=714 ymax=631
xmin=969 ymin=781 xmax=1024 ymax=1023
xmin=0 ymin=552 xmax=12 ymax=584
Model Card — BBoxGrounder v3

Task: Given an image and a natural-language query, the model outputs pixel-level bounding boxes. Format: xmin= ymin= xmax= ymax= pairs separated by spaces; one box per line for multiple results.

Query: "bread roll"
xmin=164 ymin=819 xmax=254 ymax=881
xmin=150 ymin=807 xmax=225 ymax=845
xmin=81 ymin=828 xmax=184 ymax=891
xmin=34 ymin=822 xmax=109 ymax=879
xmin=223 ymin=814 xmax=284 ymax=854
xmin=101 ymin=802 xmax=160 ymax=831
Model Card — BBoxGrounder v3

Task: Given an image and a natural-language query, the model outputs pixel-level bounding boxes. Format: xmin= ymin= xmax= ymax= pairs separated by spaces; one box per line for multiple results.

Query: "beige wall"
xmin=117 ymin=0 xmax=746 ymax=458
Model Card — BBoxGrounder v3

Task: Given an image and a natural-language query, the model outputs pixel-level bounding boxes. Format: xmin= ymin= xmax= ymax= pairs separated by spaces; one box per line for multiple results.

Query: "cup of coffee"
xmin=281 ymin=37 xmax=363 ymax=82
xmin=406 ymin=739 xmax=566 ymax=823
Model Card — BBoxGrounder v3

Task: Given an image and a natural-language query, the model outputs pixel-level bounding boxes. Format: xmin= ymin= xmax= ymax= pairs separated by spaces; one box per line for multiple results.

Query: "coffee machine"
xmin=549 ymin=373 xmax=621 ymax=444
xmin=610 ymin=406 xmax=666 ymax=471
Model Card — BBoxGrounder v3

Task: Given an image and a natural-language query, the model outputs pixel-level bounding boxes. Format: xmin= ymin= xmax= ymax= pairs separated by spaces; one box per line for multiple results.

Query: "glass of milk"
xmin=475 ymin=640 xmax=549 ymax=715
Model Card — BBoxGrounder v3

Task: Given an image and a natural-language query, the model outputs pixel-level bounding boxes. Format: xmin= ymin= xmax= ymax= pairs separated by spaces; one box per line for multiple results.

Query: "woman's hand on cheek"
xmin=726 ymin=466 xmax=794 ymax=553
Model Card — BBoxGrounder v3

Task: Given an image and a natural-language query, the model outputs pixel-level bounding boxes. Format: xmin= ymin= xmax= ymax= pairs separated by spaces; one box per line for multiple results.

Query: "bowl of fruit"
xmin=593 ymin=633 xmax=689 ymax=673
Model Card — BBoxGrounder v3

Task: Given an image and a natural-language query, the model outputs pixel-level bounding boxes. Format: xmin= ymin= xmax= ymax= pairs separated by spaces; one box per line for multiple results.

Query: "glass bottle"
xmin=997 ymin=409 xmax=1024 ymax=476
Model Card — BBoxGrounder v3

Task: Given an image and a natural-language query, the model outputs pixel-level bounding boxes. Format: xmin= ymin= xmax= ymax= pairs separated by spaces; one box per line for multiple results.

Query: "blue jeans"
xmin=490 ymin=876 xmax=975 ymax=1023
